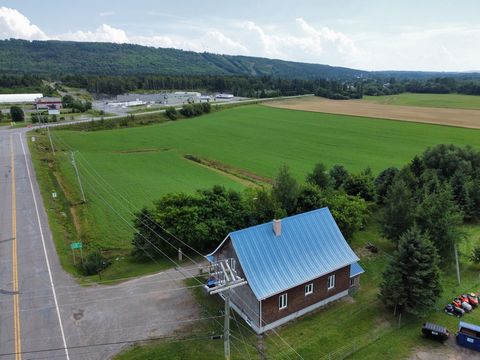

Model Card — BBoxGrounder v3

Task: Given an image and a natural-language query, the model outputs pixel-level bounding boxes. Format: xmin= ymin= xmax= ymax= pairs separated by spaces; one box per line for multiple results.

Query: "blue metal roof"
xmin=459 ymin=321 xmax=480 ymax=333
xmin=222 ymin=208 xmax=360 ymax=300
xmin=350 ymin=262 xmax=364 ymax=278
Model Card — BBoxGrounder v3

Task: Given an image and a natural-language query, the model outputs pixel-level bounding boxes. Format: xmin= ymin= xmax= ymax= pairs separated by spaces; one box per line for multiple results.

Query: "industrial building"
xmin=0 ymin=93 xmax=43 ymax=103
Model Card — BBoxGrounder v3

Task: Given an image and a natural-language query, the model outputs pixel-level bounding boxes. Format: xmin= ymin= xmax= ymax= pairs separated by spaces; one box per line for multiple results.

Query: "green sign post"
xmin=70 ymin=242 xmax=83 ymax=264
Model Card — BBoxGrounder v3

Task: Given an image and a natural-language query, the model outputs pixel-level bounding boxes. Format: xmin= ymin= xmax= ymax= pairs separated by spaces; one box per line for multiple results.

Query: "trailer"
xmin=456 ymin=321 xmax=480 ymax=351
xmin=422 ymin=322 xmax=449 ymax=343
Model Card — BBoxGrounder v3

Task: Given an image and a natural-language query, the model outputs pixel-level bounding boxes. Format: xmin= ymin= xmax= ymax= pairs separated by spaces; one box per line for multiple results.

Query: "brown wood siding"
xmin=261 ymin=265 xmax=350 ymax=325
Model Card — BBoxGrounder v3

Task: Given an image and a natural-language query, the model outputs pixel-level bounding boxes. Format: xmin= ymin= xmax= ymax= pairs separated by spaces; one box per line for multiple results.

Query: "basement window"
xmin=327 ymin=274 xmax=336 ymax=290
xmin=305 ymin=283 xmax=313 ymax=296
xmin=279 ymin=293 xmax=288 ymax=310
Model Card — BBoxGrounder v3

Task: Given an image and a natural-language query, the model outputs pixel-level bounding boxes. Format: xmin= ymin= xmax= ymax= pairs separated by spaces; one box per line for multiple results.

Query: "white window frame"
xmin=305 ymin=283 xmax=314 ymax=296
xmin=349 ymin=277 xmax=355 ymax=287
xmin=279 ymin=293 xmax=288 ymax=310
xmin=327 ymin=274 xmax=336 ymax=290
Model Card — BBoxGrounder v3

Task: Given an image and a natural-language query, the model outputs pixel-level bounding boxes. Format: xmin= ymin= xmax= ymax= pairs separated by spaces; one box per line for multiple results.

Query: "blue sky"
xmin=1 ymin=1 xmax=479 ymax=71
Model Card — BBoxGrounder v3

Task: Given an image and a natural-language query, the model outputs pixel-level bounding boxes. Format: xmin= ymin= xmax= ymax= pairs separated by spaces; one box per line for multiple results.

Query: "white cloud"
xmin=57 ymin=24 xmax=129 ymax=43
xmin=0 ymin=6 xmax=47 ymax=40
xmin=2 ymin=6 xmax=479 ymax=71
xmin=131 ymin=30 xmax=248 ymax=55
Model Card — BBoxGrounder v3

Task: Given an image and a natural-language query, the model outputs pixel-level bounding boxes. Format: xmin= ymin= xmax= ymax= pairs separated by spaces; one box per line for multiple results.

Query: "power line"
xmin=0 ymin=283 xmax=205 ymax=316
xmin=49 ymin=130 xmax=302 ymax=358
xmin=74 ymin=158 xmax=298 ymax=358
xmin=0 ymin=333 xmax=220 ymax=358
xmin=2 ymin=315 xmax=224 ymax=349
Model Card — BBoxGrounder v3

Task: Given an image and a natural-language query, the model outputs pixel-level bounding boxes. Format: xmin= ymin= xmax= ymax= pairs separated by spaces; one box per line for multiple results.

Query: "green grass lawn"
xmin=33 ymin=104 xmax=480 ymax=269
xmin=364 ymin=93 xmax=480 ymax=110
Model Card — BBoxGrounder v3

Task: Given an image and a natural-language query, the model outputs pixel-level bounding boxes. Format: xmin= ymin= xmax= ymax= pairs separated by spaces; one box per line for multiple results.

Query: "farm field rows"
xmin=364 ymin=92 xmax=480 ymax=110
xmin=47 ymin=104 xmax=480 ymax=253
xmin=265 ymin=96 xmax=480 ymax=129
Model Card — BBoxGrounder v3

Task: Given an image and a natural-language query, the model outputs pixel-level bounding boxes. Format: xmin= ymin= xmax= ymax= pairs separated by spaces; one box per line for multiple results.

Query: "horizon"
xmin=1 ymin=0 xmax=479 ymax=72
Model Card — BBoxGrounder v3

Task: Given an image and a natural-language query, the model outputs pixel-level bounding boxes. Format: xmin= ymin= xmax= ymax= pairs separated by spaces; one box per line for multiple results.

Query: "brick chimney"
xmin=273 ymin=219 xmax=282 ymax=237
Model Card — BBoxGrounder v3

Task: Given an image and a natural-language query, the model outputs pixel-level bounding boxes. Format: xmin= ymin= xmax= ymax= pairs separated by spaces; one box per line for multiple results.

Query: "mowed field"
xmin=50 ymin=104 xmax=480 ymax=252
xmin=266 ymin=96 xmax=480 ymax=129
xmin=364 ymin=92 xmax=480 ymax=110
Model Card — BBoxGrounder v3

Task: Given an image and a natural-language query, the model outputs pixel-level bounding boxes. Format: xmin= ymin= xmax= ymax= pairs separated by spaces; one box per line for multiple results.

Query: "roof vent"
xmin=273 ymin=219 xmax=281 ymax=237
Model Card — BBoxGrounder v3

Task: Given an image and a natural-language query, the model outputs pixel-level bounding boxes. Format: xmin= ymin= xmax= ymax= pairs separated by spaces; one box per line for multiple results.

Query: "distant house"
xmin=34 ymin=97 xmax=63 ymax=110
xmin=206 ymin=208 xmax=364 ymax=333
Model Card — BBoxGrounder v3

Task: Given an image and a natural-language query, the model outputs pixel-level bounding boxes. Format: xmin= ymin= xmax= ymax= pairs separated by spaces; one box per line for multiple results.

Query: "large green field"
xmin=364 ymin=92 xmax=480 ymax=109
xmin=46 ymin=104 xmax=480 ymax=253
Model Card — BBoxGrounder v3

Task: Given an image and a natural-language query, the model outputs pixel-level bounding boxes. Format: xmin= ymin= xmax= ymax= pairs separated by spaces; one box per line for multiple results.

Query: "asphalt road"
xmin=0 ymin=127 xmax=202 ymax=359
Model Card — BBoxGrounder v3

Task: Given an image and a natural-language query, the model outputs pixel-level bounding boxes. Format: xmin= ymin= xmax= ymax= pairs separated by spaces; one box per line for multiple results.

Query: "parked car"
xmin=422 ymin=322 xmax=449 ymax=343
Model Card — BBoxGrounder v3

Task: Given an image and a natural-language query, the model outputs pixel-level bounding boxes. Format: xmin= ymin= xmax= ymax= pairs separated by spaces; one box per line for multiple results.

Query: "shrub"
xmin=10 ymin=106 xmax=24 ymax=122
xmin=80 ymin=251 xmax=111 ymax=275
xmin=470 ymin=244 xmax=480 ymax=264
xmin=165 ymin=106 xmax=177 ymax=120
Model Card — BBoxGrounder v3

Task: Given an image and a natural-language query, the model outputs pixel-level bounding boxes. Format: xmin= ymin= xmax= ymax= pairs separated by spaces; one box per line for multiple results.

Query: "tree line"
xmin=131 ymin=163 xmax=371 ymax=261
xmin=362 ymin=76 xmax=480 ymax=96
xmin=129 ymin=143 xmax=480 ymax=319
xmin=379 ymin=144 xmax=480 ymax=318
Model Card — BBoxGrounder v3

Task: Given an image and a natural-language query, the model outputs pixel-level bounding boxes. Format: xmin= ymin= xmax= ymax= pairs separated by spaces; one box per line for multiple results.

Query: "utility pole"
xmin=454 ymin=243 xmax=461 ymax=285
xmin=39 ymin=115 xmax=55 ymax=155
xmin=46 ymin=125 xmax=55 ymax=155
xmin=71 ymin=151 xmax=86 ymax=203
xmin=207 ymin=259 xmax=247 ymax=360
xmin=224 ymin=289 xmax=231 ymax=360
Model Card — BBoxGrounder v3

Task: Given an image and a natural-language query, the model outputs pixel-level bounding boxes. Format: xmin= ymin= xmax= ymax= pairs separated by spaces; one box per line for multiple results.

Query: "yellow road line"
xmin=10 ymin=135 xmax=22 ymax=360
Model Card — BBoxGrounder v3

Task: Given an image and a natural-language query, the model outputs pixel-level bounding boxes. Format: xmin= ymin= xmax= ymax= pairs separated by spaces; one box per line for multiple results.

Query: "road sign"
xmin=70 ymin=242 xmax=82 ymax=250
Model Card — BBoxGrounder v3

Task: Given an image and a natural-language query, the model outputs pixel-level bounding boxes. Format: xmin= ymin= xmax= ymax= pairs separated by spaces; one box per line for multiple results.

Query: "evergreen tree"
xmin=381 ymin=178 xmax=415 ymax=242
xmin=329 ymin=164 xmax=349 ymax=189
xmin=272 ymin=165 xmax=299 ymax=215
xmin=306 ymin=162 xmax=330 ymax=189
xmin=380 ymin=227 xmax=442 ymax=316
xmin=374 ymin=167 xmax=398 ymax=205
xmin=415 ymin=183 xmax=463 ymax=258
xmin=10 ymin=106 xmax=24 ymax=122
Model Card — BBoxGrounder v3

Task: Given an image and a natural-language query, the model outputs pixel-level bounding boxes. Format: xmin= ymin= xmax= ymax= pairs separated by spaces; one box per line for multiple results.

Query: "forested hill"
xmin=0 ymin=39 xmax=366 ymax=79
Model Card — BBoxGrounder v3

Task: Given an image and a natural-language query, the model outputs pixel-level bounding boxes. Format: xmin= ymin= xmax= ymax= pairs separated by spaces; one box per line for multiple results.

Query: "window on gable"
xmin=305 ymin=283 xmax=313 ymax=296
xmin=327 ymin=274 xmax=336 ymax=290
xmin=279 ymin=293 xmax=288 ymax=309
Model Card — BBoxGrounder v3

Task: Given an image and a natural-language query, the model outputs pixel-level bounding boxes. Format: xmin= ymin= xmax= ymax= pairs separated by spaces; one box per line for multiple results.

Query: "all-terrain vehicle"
xmin=445 ymin=303 xmax=464 ymax=317
xmin=454 ymin=297 xmax=472 ymax=312
xmin=467 ymin=293 xmax=479 ymax=307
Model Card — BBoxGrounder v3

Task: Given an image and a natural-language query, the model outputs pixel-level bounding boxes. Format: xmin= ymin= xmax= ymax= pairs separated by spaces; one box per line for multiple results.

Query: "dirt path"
xmin=265 ymin=97 xmax=480 ymax=129
xmin=409 ymin=336 xmax=479 ymax=360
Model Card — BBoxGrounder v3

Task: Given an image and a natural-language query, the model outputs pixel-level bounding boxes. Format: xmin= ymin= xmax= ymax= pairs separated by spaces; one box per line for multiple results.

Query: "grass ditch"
xmin=183 ymin=154 xmax=271 ymax=188
xmin=28 ymin=130 xmax=174 ymax=283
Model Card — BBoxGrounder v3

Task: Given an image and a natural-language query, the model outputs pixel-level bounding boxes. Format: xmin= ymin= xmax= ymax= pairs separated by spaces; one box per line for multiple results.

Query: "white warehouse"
xmin=0 ymin=93 xmax=43 ymax=103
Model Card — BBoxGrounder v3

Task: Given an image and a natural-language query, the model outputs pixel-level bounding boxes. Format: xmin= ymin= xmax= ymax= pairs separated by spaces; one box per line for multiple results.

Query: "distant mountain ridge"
xmin=0 ymin=39 xmax=479 ymax=80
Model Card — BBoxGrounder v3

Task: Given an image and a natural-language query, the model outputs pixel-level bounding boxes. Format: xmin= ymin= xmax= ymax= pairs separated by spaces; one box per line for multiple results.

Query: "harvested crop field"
xmin=265 ymin=96 xmax=480 ymax=129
